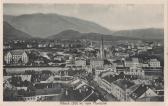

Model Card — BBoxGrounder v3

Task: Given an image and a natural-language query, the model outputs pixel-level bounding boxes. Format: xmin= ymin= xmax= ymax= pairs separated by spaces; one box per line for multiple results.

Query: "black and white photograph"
xmin=3 ymin=3 xmax=164 ymax=102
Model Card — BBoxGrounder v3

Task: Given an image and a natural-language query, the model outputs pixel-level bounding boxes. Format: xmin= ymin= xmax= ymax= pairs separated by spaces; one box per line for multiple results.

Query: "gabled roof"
xmin=113 ymin=60 xmax=123 ymax=65
xmin=130 ymin=84 xmax=150 ymax=100
xmin=10 ymin=50 xmax=26 ymax=55
xmin=137 ymin=96 xmax=163 ymax=101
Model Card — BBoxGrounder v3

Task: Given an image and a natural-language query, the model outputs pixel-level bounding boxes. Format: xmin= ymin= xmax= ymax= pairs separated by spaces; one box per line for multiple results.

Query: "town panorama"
xmin=3 ymin=4 xmax=164 ymax=102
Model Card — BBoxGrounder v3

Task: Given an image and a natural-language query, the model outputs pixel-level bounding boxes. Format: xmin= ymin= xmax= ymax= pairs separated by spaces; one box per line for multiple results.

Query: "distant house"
xmin=16 ymin=87 xmax=28 ymax=91
xmin=49 ymin=43 xmax=55 ymax=48
xmin=18 ymin=75 xmax=32 ymax=82
xmin=149 ymin=59 xmax=160 ymax=67
xmin=75 ymin=59 xmax=86 ymax=67
xmin=3 ymin=44 xmax=11 ymax=49
xmin=34 ymin=58 xmax=45 ymax=65
xmin=5 ymin=50 xmax=29 ymax=64
xmin=27 ymin=44 xmax=33 ymax=48
xmin=142 ymin=67 xmax=163 ymax=77
xmin=38 ymin=43 xmax=48 ymax=48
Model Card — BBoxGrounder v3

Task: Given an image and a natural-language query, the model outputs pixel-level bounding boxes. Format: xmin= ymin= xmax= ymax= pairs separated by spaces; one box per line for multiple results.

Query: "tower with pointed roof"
xmin=100 ymin=36 xmax=104 ymax=59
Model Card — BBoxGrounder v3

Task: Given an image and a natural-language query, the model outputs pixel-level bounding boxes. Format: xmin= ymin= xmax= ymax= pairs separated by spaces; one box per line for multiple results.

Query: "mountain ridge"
xmin=113 ymin=28 xmax=164 ymax=39
xmin=3 ymin=21 xmax=32 ymax=40
xmin=47 ymin=28 xmax=164 ymax=41
xmin=4 ymin=13 xmax=113 ymax=38
xmin=3 ymin=13 xmax=164 ymax=40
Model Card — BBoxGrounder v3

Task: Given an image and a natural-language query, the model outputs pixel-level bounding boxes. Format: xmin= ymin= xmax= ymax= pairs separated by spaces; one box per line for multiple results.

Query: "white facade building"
xmin=5 ymin=50 xmax=29 ymax=64
xmin=125 ymin=67 xmax=145 ymax=76
xmin=149 ymin=59 xmax=160 ymax=67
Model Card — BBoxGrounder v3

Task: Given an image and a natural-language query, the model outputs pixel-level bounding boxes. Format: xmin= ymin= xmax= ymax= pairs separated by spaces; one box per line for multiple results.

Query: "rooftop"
xmin=10 ymin=50 xmax=26 ymax=55
xmin=103 ymin=75 xmax=119 ymax=83
xmin=113 ymin=79 xmax=135 ymax=90
xmin=150 ymin=59 xmax=159 ymax=62
xmin=130 ymin=84 xmax=150 ymax=100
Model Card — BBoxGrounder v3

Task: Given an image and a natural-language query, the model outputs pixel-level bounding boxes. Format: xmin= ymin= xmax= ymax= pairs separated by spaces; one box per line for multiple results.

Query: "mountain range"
xmin=47 ymin=29 xmax=164 ymax=41
xmin=47 ymin=29 xmax=133 ymax=41
xmin=113 ymin=28 xmax=164 ymax=40
xmin=4 ymin=13 xmax=113 ymax=38
xmin=3 ymin=13 xmax=164 ymax=41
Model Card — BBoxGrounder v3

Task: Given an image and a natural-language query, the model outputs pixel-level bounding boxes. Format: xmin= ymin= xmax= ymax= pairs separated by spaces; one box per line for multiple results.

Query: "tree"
xmin=3 ymin=69 xmax=7 ymax=76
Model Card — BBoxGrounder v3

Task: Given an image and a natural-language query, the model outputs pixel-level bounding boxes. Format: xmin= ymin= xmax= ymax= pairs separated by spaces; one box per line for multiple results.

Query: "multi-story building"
xmin=125 ymin=67 xmax=145 ymax=76
xmin=94 ymin=67 xmax=106 ymax=78
xmin=111 ymin=79 xmax=135 ymax=101
xmin=4 ymin=50 xmax=29 ymax=64
xmin=98 ymin=78 xmax=135 ymax=101
xmin=97 ymin=77 xmax=158 ymax=101
xmin=90 ymin=59 xmax=104 ymax=69
xmin=149 ymin=59 xmax=160 ymax=67
xmin=75 ymin=59 xmax=86 ymax=68
xmin=124 ymin=58 xmax=140 ymax=67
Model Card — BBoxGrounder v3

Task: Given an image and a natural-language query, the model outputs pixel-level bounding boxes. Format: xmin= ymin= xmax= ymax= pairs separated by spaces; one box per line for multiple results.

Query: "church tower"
xmin=100 ymin=36 xmax=104 ymax=59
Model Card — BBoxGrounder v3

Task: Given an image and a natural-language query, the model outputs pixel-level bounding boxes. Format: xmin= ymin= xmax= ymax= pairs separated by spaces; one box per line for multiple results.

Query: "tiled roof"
xmin=128 ymin=84 xmax=141 ymax=93
xmin=103 ymin=75 xmax=119 ymax=83
xmin=130 ymin=84 xmax=149 ymax=100
xmin=150 ymin=59 xmax=158 ymax=62
xmin=10 ymin=50 xmax=26 ymax=55
xmin=137 ymin=96 xmax=163 ymax=101
xmin=113 ymin=79 xmax=135 ymax=90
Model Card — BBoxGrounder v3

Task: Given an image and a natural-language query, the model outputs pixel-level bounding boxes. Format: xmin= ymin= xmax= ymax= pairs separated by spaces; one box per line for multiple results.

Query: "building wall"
xmin=5 ymin=51 xmax=29 ymax=64
xmin=22 ymin=52 xmax=29 ymax=64
xmin=96 ymin=77 xmax=126 ymax=101
xmin=149 ymin=61 xmax=160 ymax=67
xmin=110 ymin=83 xmax=126 ymax=101
xmin=90 ymin=60 xmax=104 ymax=68
xmin=96 ymin=78 xmax=112 ymax=94
xmin=5 ymin=52 xmax=12 ymax=64
xmin=125 ymin=67 xmax=144 ymax=76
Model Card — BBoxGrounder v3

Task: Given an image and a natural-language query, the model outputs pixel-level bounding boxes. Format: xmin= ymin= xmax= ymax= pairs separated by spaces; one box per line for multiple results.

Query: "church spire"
xmin=100 ymin=36 xmax=104 ymax=59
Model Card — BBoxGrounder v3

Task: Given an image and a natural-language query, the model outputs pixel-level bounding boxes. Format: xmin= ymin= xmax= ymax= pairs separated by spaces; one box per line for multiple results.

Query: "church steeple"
xmin=100 ymin=36 xmax=104 ymax=59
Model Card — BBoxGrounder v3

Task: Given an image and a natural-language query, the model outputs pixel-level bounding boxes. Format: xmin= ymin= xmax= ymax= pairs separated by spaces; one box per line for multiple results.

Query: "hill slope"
xmin=48 ymin=28 xmax=164 ymax=41
xmin=4 ymin=13 xmax=113 ymax=38
xmin=3 ymin=21 xmax=32 ymax=40
xmin=113 ymin=28 xmax=164 ymax=40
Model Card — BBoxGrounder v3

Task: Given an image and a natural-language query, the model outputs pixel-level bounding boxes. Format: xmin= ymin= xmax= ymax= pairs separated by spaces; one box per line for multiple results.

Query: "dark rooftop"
xmin=130 ymin=84 xmax=150 ymax=100
xmin=113 ymin=79 xmax=135 ymax=90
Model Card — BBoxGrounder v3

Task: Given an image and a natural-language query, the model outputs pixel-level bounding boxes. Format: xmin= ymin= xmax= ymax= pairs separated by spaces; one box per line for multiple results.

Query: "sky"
xmin=3 ymin=4 xmax=164 ymax=30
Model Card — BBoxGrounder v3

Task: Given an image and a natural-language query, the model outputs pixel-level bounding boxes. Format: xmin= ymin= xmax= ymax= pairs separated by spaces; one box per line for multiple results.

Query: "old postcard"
xmin=1 ymin=0 xmax=168 ymax=106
